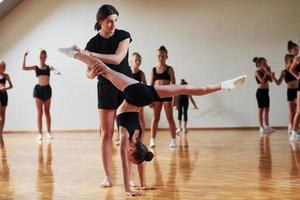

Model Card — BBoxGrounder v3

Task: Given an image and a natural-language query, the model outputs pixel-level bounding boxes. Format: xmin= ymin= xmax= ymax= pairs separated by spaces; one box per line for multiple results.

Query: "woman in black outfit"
xmin=80 ymin=5 xmax=132 ymax=187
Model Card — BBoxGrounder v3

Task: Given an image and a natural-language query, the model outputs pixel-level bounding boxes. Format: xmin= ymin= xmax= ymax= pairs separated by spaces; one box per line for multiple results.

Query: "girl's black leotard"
xmin=116 ymin=112 xmax=142 ymax=140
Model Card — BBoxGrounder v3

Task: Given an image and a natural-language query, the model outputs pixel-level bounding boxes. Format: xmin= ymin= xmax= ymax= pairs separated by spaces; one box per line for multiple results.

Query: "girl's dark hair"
xmin=94 ymin=4 xmax=119 ymax=31
xmin=253 ymin=57 xmax=266 ymax=68
xmin=180 ymin=79 xmax=188 ymax=85
xmin=158 ymin=45 xmax=168 ymax=55
xmin=132 ymin=52 xmax=141 ymax=59
xmin=285 ymin=54 xmax=295 ymax=64
xmin=40 ymin=49 xmax=47 ymax=56
xmin=132 ymin=141 xmax=154 ymax=164
xmin=288 ymin=40 xmax=298 ymax=51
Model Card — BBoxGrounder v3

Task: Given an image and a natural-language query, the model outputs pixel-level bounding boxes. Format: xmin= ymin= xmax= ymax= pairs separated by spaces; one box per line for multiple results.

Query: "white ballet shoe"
xmin=290 ymin=131 xmax=300 ymax=141
xmin=36 ymin=134 xmax=42 ymax=141
xmin=221 ymin=75 xmax=247 ymax=91
xmin=169 ymin=139 xmax=177 ymax=148
xmin=58 ymin=45 xmax=78 ymax=58
xmin=47 ymin=132 xmax=54 ymax=140
xmin=150 ymin=138 xmax=156 ymax=148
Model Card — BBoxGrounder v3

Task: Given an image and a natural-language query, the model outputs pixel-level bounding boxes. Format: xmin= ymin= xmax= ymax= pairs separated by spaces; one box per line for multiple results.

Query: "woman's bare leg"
xmin=258 ymin=109 xmax=263 ymax=128
xmin=263 ymin=108 xmax=270 ymax=128
xmin=99 ymin=109 xmax=116 ymax=187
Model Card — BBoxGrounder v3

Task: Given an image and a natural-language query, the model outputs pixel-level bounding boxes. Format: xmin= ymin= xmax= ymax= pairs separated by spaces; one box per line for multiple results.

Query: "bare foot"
xmin=101 ymin=176 xmax=112 ymax=188
xmin=126 ymin=190 xmax=141 ymax=196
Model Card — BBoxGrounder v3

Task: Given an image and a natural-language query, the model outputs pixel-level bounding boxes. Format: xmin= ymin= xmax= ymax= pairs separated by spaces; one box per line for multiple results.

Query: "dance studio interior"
xmin=0 ymin=0 xmax=300 ymax=199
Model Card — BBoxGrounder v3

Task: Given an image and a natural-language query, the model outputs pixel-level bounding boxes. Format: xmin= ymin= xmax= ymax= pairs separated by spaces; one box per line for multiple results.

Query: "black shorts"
xmin=0 ymin=91 xmax=8 ymax=107
xmin=97 ymin=70 xmax=132 ymax=109
xmin=256 ymin=89 xmax=269 ymax=108
xmin=33 ymin=84 xmax=52 ymax=101
xmin=287 ymin=88 xmax=297 ymax=101
xmin=123 ymin=84 xmax=160 ymax=107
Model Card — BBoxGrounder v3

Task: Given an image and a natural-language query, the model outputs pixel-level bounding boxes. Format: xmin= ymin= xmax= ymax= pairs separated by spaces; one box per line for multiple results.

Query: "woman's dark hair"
xmin=40 ymin=49 xmax=47 ymax=56
xmin=132 ymin=141 xmax=154 ymax=164
xmin=285 ymin=54 xmax=295 ymax=64
xmin=288 ymin=40 xmax=298 ymax=51
xmin=94 ymin=4 xmax=119 ymax=31
xmin=180 ymin=79 xmax=188 ymax=85
xmin=132 ymin=52 xmax=141 ymax=59
xmin=253 ymin=57 xmax=266 ymax=68
xmin=158 ymin=45 xmax=168 ymax=55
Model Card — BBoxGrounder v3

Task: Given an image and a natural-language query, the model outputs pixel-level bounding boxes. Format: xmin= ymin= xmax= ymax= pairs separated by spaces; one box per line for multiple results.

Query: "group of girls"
xmin=0 ymin=4 xmax=247 ymax=197
xmin=254 ymin=40 xmax=300 ymax=141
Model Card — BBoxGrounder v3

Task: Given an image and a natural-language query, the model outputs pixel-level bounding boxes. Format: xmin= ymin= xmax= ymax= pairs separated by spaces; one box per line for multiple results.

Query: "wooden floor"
xmin=1 ymin=130 xmax=300 ymax=200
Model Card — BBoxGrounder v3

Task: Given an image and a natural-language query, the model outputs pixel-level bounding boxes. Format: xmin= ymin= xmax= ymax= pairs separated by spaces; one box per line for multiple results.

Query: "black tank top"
xmin=153 ymin=66 xmax=171 ymax=81
xmin=132 ymin=70 xmax=142 ymax=82
xmin=284 ymin=69 xmax=297 ymax=83
xmin=0 ymin=76 xmax=6 ymax=84
xmin=35 ymin=66 xmax=50 ymax=77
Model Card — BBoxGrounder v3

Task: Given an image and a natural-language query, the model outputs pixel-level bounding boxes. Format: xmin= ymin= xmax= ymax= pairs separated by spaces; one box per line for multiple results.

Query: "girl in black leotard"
xmin=272 ymin=54 xmax=297 ymax=135
xmin=115 ymin=52 xmax=147 ymax=146
xmin=22 ymin=50 xmax=61 ymax=141
xmin=0 ymin=60 xmax=13 ymax=148
xmin=176 ymin=79 xmax=198 ymax=134
xmin=59 ymin=46 xmax=246 ymax=196
xmin=254 ymin=57 xmax=275 ymax=135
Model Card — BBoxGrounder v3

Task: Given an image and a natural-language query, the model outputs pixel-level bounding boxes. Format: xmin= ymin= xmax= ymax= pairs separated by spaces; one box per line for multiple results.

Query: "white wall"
xmin=0 ymin=0 xmax=300 ymax=131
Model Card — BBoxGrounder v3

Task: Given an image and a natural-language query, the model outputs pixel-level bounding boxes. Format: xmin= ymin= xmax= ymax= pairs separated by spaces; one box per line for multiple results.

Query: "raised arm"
xmin=22 ymin=51 xmax=36 ymax=71
xmin=272 ymin=70 xmax=284 ymax=85
xmin=290 ymin=57 xmax=300 ymax=79
xmin=49 ymin=66 xmax=61 ymax=75
xmin=189 ymin=95 xmax=198 ymax=109
xmin=82 ymin=38 xmax=130 ymax=65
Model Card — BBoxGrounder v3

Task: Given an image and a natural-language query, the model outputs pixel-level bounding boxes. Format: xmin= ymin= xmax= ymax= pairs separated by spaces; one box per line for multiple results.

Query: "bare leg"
xmin=44 ymin=99 xmax=53 ymax=139
xmin=0 ymin=107 xmax=6 ymax=148
xmin=293 ymin=93 xmax=300 ymax=132
xmin=154 ymin=84 xmax=221 ymax=98
xmin=35 ymin=98 xmax=44 ymax=139
xmin=263 ymin=108 xmax=270 ymax=127
xmin=288 ymin=101 xmax=296 ymax=132
xmin=163 ymin=102 xmax=176 ymax=140
xmin=150 ymin=102 xmax=162 ymax=147
xmin=74 ymin=53 xmax=138 ymax=91
xmin=99 ymin=109 xmax=116 ymax=187
xmin=258 ymin=108 xmax=263 ymax=128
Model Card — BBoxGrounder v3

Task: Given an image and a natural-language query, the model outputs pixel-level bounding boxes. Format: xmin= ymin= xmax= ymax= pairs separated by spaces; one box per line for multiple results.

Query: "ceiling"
xmin=0 ymin=0 xmax=22 ymax=20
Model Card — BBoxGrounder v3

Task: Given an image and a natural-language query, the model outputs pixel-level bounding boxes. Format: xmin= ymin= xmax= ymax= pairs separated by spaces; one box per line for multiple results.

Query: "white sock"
xmin=58 ymin=46 xmax=78 ymax=58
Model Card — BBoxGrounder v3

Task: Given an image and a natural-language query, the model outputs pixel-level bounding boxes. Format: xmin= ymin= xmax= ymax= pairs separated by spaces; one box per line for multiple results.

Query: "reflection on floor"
xmin=1 ymin=130 xmax=300 ymax=199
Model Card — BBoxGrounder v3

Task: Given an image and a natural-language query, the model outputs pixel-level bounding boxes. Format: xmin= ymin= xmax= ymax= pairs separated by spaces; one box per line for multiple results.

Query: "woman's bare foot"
xmin=101 ymin=176 xmax=112 ymax=188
